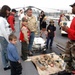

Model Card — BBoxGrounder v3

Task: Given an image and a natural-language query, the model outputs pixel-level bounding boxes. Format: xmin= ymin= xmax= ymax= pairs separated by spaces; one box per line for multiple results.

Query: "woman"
xmin=0 ymin=5 xmax=11 ymax=70
xmin=40 ymin=16 xmax=47 ymax=40
xmin=39 ymin=11 xmax=45 ymax=30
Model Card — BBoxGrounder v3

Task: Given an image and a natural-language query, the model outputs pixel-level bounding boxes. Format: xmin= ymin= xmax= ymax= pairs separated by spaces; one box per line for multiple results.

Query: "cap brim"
xmin=70 ymin=5 xmax=73 ymax=7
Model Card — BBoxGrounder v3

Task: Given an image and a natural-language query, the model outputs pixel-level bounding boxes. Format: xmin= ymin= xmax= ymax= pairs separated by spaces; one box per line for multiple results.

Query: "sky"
xmin=0 ymin=0 xmax=75 ymax=11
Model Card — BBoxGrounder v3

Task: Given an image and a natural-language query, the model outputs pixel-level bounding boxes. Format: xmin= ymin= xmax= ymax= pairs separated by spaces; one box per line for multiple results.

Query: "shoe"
xmin=50 ymin=46 xmax=52 ymax=49
xmin=4 ymin=66 xmax=11 ymax=71
xmin=25 ymin=58 xmax=31 ymax=62
xmin=28 ymin=51 xmax=33 ymax=56
xmin=21 ymin=56 xmax=27 ymax=61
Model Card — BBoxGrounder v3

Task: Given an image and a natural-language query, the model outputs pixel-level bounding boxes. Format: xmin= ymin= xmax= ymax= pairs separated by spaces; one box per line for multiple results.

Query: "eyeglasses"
xmin=25 ymin=20 xmax=28 ymax=22
xmin=23 ymin=20 xmax=28 ymax=22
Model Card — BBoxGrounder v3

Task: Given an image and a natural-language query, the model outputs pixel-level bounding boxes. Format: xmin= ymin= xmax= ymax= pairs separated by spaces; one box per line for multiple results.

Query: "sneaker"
xmin=21 ymin=56 xmax=27 ymax=61
xmin=25 ymin=58 xmax=31 ymax=62
xmin=4 ymin=66 xmax=11 ymax=71
xmin=28 ymin=51 xmax=33 ymax=56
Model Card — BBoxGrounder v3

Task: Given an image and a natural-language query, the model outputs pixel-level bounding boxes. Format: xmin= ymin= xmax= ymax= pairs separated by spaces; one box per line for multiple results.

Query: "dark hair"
xmin=26 ymin=8 xmax=32 ymax=12
xmin=41 ymin=11 xmax=44 ymax=13
xmin=11 ymin=9 xmax=16 ymax=13
xmin=0 ymin=5 xmax=11 ymax=17
xmin=9 ymin=33 xmax=17 ymax=41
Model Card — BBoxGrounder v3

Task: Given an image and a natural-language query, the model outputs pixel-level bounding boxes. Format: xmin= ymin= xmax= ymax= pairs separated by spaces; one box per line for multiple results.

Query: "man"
xmin=25 ymin=8 xmax=37 ymax=56
xmin=61 ymin=3 xmax=75 ymax=75
xmin=7 ymin=9 xmax=16 ymax=33
xmin=18 ymin=9 xmax=24 ymax=30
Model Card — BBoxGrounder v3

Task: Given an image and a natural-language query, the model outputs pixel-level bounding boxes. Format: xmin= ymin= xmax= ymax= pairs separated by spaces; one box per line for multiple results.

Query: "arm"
xmin=53 ymin=26 xmax=56 ymax=31
xmin=0 ymin=18 xmax=9 ymax=42
xmin=47 ymin=25 xmax=50 ymax=31
xmin=67 ymin=28 xmax=75 ymax=39
xmin=10 ymin=45 xmax=20 ymax=61
xmin=61 ymin=17 xmax=75 ymax=39
xmin=21 ymin=27 xmax=29 ymax=44
xmin=8 ymin=16 xmax=15 ymax=31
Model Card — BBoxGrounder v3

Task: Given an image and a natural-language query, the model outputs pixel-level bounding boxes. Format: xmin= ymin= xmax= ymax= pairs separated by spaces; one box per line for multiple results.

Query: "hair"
xmin=11 ymin=9 xmax=16 ymax=13
xmin=22 ymin=17 xmax=28 ymax=22
xmin=0 ymin=5 xmax=11 ymax=17
xmin=20 ymin=9 xmax=22 ymax=12
xmin=41 ymin=11 xmax=44 ymax=14
xmin=26 ymin=8 xmax=32 ymax=12
xmin=49 ymin=19 xmax=54 ymax=23
xmin=8 ymin=34 xmax=17 ymax=41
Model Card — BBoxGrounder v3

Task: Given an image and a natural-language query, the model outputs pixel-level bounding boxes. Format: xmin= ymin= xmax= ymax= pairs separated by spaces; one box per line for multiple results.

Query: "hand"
xmin=48 ymin=30 xmax=50 ymax=32
xmin=61 ymin=25 xmax=69 ymax=32
xmin=27 ymin=41 xmax=29 ymax=44
xmin=20 ymin=40 xmax=22 ymax=42
xmin=18 ymin=60 xmax=21 ymax=63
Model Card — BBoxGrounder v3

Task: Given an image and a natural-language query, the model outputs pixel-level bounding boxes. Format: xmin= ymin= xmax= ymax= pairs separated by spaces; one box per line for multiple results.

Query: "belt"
xmin=31 ymin=32 xmax=34 ymax=33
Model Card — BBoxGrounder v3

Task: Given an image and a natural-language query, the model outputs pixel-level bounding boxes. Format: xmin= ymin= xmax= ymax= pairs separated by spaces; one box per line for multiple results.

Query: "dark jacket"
xmin=47 ymin=24 xmax=56 ymax=37
xmin=41 ymin=21 xmax=47 ymax=28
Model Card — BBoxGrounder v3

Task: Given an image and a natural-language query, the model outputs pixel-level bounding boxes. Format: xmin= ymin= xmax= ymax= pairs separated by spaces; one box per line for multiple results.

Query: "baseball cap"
xmin=12 ymin=9 xmax=17 ymax=13
xmin=70 ymin=3 xmax=75 ymax=7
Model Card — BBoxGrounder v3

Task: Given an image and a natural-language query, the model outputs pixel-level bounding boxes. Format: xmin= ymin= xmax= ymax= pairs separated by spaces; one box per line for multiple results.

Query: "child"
xmin=7 ymin=34 xmax=22 ymax=75
xmin=46 ymin=20 xmax=56 ymax=50
xmin=7 ymin=9 xmax=17 ymax=33
xmin=19 ymin=17 xmax=30 ymax=60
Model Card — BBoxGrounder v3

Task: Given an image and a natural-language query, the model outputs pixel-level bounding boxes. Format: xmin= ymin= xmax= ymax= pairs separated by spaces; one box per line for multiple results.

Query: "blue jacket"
xmin=7 ymin=43 xmax=20 ymax=62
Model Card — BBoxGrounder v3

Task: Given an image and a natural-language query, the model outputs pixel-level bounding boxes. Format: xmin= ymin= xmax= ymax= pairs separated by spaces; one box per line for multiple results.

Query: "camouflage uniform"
xmin=64 ymin=40 xmax=75 ymax=73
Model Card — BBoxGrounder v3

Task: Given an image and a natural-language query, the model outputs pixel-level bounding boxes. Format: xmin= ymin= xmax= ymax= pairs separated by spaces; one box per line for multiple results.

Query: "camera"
xmin=63 ymin=22 xmax=67 ymax=26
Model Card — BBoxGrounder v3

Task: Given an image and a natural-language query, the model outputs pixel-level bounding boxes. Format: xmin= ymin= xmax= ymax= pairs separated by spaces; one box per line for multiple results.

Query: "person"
xmin=18 ymin=9 xmax=24 ymax=30
xmin=0 ymin=5 xmax=12 ymax=70
xmin=38 ymin=11 xmax=45 ymax=30
xmin=60 ymin=3 xmax=75 ymax=75
xmin=19 ymin=17 xmax=30 ymax=60
xmin=7 ymin=9 xmax=17 ymax=33
xmin=25 ymin=8 xmax=37 ymax=56
xmin=7 ymin=34 xmax=22 ymax=75
xmin=58 ymin=14 xmax=67 ymax=30
xmin=40 ymin=16 xmax=47 ymax=40
xmin=46 ymin=20 xmax=56 ymax=50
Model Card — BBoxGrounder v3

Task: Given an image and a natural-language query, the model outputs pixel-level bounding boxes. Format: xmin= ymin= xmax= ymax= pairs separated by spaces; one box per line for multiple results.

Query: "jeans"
xmin=28 ymin=32 xmax=35 ymax=50
xmin=0 ymin=36 xmax=9 ymax=68
xmin=46 ymin=36 xmax=54 ymax=48
xmin=21 ymin=42 xmax=28 ymax=59
xmin=10 ymin=61 xmax=22 ymax=75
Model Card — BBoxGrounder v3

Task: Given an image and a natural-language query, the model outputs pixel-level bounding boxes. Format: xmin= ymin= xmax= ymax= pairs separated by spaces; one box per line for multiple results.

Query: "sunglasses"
xmin=50 ymin=22 xmax=54 ymax=23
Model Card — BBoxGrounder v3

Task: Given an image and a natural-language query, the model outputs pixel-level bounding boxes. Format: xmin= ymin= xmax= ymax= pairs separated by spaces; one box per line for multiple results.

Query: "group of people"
xmin=19 ymin=8 xmax=37 ymax=61
xmin=0 ymin=2 xmax=75 ymax=75
xmin=0 ymin=5 xmax=38 ymax=75
xmin=39 ymin=11 xmax=56 ymax=50
xmin=0 ymin=5 xmax=22 ymax=75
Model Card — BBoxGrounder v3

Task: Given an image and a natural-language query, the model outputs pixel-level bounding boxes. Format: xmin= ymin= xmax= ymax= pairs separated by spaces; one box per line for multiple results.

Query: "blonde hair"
xmin=43 ymin=16 xmax=47 ymax=21
xmin=20 ymin=17 xmax=28 ymax=28
xmin=49 ymin=19 xmax=54 ymax=23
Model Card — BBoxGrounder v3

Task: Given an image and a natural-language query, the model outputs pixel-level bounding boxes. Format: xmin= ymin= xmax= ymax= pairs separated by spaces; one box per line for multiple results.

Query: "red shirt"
xmin=19 ymin=25 xmax=30 ymax=42
xmin=7 ymin=14 xmax=15 ymax=31
xmin=67 ymin=17 xmax=75 ymax=40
